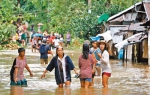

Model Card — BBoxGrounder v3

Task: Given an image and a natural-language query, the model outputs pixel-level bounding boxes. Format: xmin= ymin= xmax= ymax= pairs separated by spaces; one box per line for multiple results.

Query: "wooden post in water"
xmin=88 ymin=0 xmax=92 ymax=14
xmin=148 ymin=28 xmax=150 ymax=66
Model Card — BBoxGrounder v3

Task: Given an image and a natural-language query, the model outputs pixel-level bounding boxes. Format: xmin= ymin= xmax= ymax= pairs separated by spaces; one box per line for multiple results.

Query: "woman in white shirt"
xmin=97 ymin=40 xmax=111 ymax=88
xmin=59 ymin=34 xmax=64 ymax=47
xmin=53 ymin=37 xmax=60 ymax=48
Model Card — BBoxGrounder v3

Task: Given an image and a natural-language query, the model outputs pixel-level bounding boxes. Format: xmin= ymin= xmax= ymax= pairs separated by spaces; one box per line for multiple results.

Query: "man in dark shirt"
xmin=39 ymin=39 xmax=50 ymax=64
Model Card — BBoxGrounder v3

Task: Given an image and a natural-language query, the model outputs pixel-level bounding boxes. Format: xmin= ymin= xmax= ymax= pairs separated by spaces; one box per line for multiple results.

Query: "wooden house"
xmin=107 ymin=1 xmax=150 ymax=63
xmin=141 ymin=20 xmax=150 ymax=65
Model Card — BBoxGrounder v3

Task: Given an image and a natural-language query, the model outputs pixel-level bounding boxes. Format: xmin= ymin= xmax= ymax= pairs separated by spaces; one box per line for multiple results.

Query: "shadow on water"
xmin=0 ymin=49 xmax=150 ymax=95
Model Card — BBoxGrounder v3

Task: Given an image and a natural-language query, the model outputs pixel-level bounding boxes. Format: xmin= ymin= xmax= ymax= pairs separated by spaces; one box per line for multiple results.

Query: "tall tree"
xmin=0 ymin=0 xmax=143 ymax=44
xmin=0 ymin=1 xmax=17 ymax=44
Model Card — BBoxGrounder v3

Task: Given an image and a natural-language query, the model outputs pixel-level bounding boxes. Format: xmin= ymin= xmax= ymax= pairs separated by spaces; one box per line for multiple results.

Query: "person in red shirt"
xmin=78 ymin=44 xmax=95 ymax=88
xmin=48 ymin=35 xmax=53 ymax=46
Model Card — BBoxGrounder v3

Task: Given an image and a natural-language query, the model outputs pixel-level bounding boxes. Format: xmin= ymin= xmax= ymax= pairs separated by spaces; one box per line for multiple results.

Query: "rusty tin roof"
xmin=143 ymin=2 xmax=150 ymax=20
xmin=120 ymin=22 xmax=146 ymax=31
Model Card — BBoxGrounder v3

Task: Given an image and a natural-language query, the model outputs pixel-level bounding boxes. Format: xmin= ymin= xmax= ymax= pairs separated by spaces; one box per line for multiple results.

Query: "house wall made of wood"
xmin=123 ymin=32 xmax=148 ymax=62
xmin=143 ymin=39 xmax=148 ymax=58
xmin=124 ymin=32 xmax=133 ymax=60
xmin=108 ymin=25 xmax=127 ymax=57
xmin=109 ymin=25 xmax=126 ymax=44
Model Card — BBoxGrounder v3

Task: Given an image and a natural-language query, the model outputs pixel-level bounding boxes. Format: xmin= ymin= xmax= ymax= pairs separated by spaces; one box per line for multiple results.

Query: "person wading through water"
xmin=97 ymin=40 xmax=111 ymax=88
xmin=41 ymin=46 xmax=78 ymax=87
xmin=10 ymin=48 xmax=33 ymax=86
xmin=78 ymin=44 xmax=95 ymax=88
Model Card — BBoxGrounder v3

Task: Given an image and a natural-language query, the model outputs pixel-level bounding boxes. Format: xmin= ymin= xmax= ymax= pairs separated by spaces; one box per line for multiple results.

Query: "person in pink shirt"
xmin=78 ymin=44 xmax=95 ymax=88
xmin=31 ymin=36 xmax=38 ymax=52
xmin=10 ymin=48 xmax=33 ymax=86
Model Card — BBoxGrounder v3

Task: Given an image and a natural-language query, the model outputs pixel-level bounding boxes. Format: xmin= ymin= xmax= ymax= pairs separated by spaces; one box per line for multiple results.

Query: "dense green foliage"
xmin=0 ymin=1 xmax=17 ymax=44
xmin=0 ymin=0 xmax=142 ymax=44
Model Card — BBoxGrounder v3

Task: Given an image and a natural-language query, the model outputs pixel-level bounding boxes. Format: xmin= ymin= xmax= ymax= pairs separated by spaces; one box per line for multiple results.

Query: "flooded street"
xmin=0 ymin=49 xmax=150 ymax=95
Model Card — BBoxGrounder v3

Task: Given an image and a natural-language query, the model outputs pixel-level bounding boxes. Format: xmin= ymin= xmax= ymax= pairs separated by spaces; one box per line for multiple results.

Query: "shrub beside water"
xmin=65 ymin=38 xmax=84 ymax=50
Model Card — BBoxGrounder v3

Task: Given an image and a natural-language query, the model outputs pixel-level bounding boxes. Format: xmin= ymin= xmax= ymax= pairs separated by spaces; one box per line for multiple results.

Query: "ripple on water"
xmin=0 ymin=49 xmax=150 ymax=95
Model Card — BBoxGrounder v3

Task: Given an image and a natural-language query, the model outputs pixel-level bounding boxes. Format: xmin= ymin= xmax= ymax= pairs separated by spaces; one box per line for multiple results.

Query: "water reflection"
xmin=78 ymin=88 xmax=96 ymax=95
xmin=0 ymin=49 xmax=150 ymax=95
xmin=55 ymin=88 xmax=71 ymax=95
xmin=10 ymin=86 xmax=24 ymax=95
xmin=102 ymin=88 xmax=108 ymax=95
xmin=141 ymin=66 xmax=149 ymax=78
xmin=94 ymin=77 xmax=101 ymax=87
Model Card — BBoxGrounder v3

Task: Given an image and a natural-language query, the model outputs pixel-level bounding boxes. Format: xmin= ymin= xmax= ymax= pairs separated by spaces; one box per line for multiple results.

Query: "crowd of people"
xmin=14 ymin=22 xmax=30 ymax=46
xmin=10 ymin=21 xmax=112 ymax=90
xmin=13 ymin=22 xmax=71 ymax=51
xmin=31 ymin=31 xmax=71 ymax=53
xmin=13 ymin=22 xmax=72 ymax=65
xmin=10 ymin=38 xmax=112 ymax=89
xmin=31 ymin=31 xmax=71 ymax=64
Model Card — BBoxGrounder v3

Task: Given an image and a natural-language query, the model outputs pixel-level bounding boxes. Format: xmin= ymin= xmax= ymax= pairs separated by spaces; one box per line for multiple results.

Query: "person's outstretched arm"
xmin=41 ymin=57 xmax=56 ymax=78
xmin=73 ymin=68 xmax=78 ymax=74
xmin=25 ymin=64 xmax=33 ymax=77
xmin=41 ymin=70 xmax=48 ymax=78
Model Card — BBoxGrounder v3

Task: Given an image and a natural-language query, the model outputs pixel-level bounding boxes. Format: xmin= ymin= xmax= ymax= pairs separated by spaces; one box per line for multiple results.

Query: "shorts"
xmin=40 ymin=59 xmax=48 ymax=64
xmin=80 ymin=78 xmax=92 ymax=82
xmin=32 ymin=45 xmax=36 ymax=48
xmin=96 ymin=61 xmax=101 ymax=66
xmin=96 ymin=63 xmax=101 ymax=66
xmin=102 ymin=72 xmax=111 ymax=77
xmin=67 ymin=41 xmax=70 ymax=45
xmin=10 ymin=79 xmax=27 ymax=86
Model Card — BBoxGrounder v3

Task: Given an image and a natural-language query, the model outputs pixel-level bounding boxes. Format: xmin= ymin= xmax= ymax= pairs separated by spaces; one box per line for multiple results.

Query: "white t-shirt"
xmin=58 ymin=55 xmax=67 ymax=82
xmin=53 ymin=39 xmax=59 ymax=47
xmin=60 ymin=37 xmax=63 ymax=42
xmin=19 ymin=32 xmax=22 ymax=40
xmin=100 ymin=50 xmax=112 ymax=73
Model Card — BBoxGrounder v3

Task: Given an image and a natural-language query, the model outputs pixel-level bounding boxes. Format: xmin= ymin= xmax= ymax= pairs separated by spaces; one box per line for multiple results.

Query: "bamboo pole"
xmin=88 ymin=0 xmax=92 ymax=14
xmin=148 ymin=28 xmax=150 ymax=66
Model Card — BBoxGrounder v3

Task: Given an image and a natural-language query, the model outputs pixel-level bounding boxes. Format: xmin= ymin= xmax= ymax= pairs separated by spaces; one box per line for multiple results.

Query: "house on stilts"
xmin=107 ymin=1 xmax=150 ymax=64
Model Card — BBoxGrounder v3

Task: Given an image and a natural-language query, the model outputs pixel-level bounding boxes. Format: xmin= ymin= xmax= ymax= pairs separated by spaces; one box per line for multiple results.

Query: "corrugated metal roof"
xmin=143 ymin=2 xmax=150 ymax=20
xmin=109 ymin=15 xmax=123 ymax=22
xmin=140 ymin=20 xmax=150 ymax=26
xmin=120 ymin=22 xmax=146 ymax=31
xmin=109 ymin=25 xmax=127 ymax=27
xmin=108 ymin=2 xmax=142 ymax=21
xmin=123 ymin=13 xmax=138 ymax=21
xmin=114 ymin=31 xmax=128 ymax=36
xmin=109 ymin=13 xmax=138 ymax=22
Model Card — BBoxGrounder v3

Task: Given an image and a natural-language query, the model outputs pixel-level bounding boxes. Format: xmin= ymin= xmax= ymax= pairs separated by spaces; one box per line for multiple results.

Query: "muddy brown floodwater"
xmin=0 ymin=49 xmax=150 ymax=95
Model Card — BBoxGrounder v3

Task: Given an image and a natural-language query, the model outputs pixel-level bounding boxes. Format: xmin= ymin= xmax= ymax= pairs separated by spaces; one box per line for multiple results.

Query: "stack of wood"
xmin=2 ymin=43 xmax=19 ymax=50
